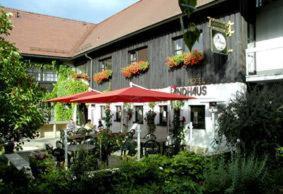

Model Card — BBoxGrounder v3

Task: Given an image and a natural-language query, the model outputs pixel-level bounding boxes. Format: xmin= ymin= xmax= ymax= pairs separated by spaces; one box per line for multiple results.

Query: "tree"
xmin=0 ymin=9 xmax=45 ymax=150
xmin=217 ymin=84 xmax=283 ymax=156
xmin=171 ymin=101 xmax=185 ymax=154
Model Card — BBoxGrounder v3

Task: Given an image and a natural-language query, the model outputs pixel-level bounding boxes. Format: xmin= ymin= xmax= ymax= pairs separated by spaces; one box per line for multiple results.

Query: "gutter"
xmin=85 ymin=54 xmax=94 ymax=89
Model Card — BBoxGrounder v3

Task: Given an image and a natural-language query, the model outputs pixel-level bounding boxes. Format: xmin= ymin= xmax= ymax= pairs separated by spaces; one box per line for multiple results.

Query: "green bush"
xmin=163 ymin=178 xmax=203 ymax=194
xmin=204 ymin=155 xmax=270 ymax=194
xmin=0 ymin=156 xmax=31 ymax=194
xmin=70 ymin=149 xmax=98 ymax=178
xmin=30 ymin=169 xmax=71 ymax=194
xmin=170 ymin=151 xmax=208 ymax=182
xmin=29 ymin=151 xmax=56 ymax=178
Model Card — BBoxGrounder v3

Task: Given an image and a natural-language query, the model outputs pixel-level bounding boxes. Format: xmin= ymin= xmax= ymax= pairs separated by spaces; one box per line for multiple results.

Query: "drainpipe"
xmin=85 ymin=54 xmax=93 ymax=89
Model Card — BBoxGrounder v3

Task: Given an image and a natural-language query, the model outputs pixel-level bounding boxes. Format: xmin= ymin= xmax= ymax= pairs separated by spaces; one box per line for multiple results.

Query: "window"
xmin=159 ymin=105 xmax=168 ymax=126
xmin=115 ymin=106 xmax=122 ymax=122
xmin=173 ymin=37 xmax=184 ymax=55
xmin=100 ymin=106 xmax=106 ymax=119
xmin=134 ymin=106 xmax=144 ymax=124
xmin=42 ymin=71 xmax=57 ymax=82
xmin=76 ymin=64 xmax=87 ymax=74
xmin=173 ymin=33 xmax=203 ymax=55
xmin=129 ymin=47 xmax=148 ymax=63
xmin=190 ymin=105 xmax=205 ymax=129
xmin=99 ymin=57 xmax=112 ymax=71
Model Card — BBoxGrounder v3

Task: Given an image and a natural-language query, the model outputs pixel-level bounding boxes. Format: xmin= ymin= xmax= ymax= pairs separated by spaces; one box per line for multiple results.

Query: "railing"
xmin=246 ymin=43 xmax=283 ymax=81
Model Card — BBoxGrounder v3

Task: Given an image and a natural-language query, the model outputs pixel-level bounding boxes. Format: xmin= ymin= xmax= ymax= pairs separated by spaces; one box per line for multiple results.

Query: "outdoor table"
xmin=68 ymin=133 xmax=95 ymax=144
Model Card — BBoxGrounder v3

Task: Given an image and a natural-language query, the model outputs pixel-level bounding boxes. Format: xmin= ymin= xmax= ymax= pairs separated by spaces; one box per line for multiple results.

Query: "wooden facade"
xmin=74 ymin=0 xmax=248 ymax=91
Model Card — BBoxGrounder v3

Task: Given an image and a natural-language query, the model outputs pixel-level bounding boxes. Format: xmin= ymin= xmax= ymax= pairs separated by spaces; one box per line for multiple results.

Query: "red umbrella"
xmin=71 ymin=87 xmax=194 ymax=103
xmin=46 ymin=90 xmax=101 ymax=103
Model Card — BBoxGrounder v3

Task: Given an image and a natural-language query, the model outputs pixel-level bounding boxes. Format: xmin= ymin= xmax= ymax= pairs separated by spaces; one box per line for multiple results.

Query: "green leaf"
xmin=178 ymin=0 xmax=197 ymax=15
xmin=184 ymin=24 xmax=201 ymax=51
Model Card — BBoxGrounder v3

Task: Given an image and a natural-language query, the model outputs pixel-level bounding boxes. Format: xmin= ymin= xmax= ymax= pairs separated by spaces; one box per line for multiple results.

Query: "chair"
xmin=45 ymin=143 xmax=53 ymax=155
xmin=121 ymin=132 xmax=137 ymax=156
xmin=143 ymin=139 xmax=160 ymax=156
xmin=144 ymin=133 xmax=157 ymax=140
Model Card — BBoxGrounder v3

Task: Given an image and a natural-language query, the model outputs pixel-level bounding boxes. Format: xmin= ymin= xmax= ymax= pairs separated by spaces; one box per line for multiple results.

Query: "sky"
xmin=0 ymin=0 xmax=139 ymax=23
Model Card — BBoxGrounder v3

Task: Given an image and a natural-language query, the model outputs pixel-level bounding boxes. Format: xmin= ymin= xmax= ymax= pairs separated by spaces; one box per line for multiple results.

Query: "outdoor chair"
xmin=121 ymin=132 xmax=137 ymax=156
xmin=144 ymin=133 xmax=157 ymax=140
xmin=143 ymin=139 xmax=160 ymax=156
xmin=45 ymin=143 xmax=54 ymax=155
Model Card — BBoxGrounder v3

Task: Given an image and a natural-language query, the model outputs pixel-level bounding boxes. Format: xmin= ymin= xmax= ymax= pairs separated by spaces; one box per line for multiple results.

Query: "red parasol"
xmin=71 ymin=87 xmax=194 ymax=103
xmin=46 ymin=90 xmax=101 ymax=103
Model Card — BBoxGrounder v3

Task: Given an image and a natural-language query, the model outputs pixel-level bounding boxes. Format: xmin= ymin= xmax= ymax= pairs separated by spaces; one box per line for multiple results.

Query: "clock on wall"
xmin=211 ymin=30 xmax=228 ymax=54
xmin=213 ymin=32 xmax=227 ymax=51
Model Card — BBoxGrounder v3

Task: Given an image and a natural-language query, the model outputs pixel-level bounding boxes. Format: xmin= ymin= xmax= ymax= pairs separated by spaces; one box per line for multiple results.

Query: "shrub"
xmin=163 ymin=178 xmax=203 ymax=194
xmin=29 ymin=151 xmax=56 ymax=178
xmin=170 ymin=151 xmax=208 ymax=182
xmin=30 ymin=169 xmax=71 ymax=194
xmin=70 ymin=149 xmax=98 ymax=178
xmin=217 ymin=84 xmax=283 ymax=157
xmin=204 ymin=155 xmax=270 ymax=194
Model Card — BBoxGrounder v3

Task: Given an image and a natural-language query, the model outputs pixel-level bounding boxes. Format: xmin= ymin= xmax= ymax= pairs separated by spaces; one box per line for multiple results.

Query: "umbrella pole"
xmin=121 ymin=104 xmax=124 ymax=133
xmin=137 ymin=124 xmax=141 ymax=161
xmin=64 ymin=127 xmax=68 ymax=169
xmin=73 ymin=104 xmax=77 ymax=125
xmin=167 ymin=101 xmax=171 ymax=135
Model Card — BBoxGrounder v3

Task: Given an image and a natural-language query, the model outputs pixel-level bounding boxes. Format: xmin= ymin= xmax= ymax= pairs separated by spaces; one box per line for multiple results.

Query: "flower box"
xmin=73 ymin=73 xmax=90 ymax=81
xmin=184 ymin=50 xmax=204 ymax=67
xmin=165 ymin=53 xmax=185 ymax=69
xmin=93 ymin=69 xmax=112 ymax=84
xmin=166 ymin=50 xmax=204 ymax=70
xmin=121 ymin=61 xmax=149 ymax=79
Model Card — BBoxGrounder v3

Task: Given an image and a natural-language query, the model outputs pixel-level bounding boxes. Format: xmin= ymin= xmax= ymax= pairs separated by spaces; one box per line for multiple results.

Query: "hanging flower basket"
xmin=184 ymin=49 xmax=204 ymax=67
xmin=93 ymin=69 xmax=112 ymax=84
xmin=121 ymin=61 xmax=149 ymax=79
xmin=73 ymin=72 xmax=90 ymax=81
xmin=165 ymin=53 xmax=185 ymax=69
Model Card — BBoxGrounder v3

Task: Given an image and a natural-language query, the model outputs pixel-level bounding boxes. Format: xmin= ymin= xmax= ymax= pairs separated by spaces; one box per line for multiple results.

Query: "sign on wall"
xmin=171 ymin=85 xmax=207 ymax=97
xmin=208 ymin=17 xmax=234 ymax=55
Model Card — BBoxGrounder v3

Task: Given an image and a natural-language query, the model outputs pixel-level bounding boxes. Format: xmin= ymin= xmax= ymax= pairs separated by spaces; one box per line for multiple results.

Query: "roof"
xmin=3 ymin=0 xmax=215 ymax=59
xmin=75 ymin=0 xmax=215 ymax=56
xmin=4 ymin=7 xmax=96 ymax=58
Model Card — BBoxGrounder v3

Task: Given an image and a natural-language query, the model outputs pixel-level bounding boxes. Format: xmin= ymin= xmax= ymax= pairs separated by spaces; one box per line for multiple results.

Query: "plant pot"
xmin=4 ymin=141 xmax=15 ymax=154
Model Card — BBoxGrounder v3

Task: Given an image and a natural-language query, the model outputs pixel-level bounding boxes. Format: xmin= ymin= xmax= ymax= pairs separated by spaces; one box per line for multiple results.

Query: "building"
xmin=246 ymin=0 xmax=283 ymax=84
xmin=5 ymin=0 xmax=276 ymax=153
xmin=4 ymin=7 xmax=96 ymax=91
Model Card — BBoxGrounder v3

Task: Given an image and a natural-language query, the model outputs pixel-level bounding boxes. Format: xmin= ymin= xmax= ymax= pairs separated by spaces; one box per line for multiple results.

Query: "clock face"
xmin=213 ymin=33 xmax=227 ymax=51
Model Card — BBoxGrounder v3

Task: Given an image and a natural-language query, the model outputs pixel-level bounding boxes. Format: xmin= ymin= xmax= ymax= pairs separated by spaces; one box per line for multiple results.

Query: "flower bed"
xmin=93 ymin=69 xmax=112 ymax=84
xmin=166 ymin=50 xmax=204 ymax=70
xmin=121 ymin=61 xmax=149 ymax=79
